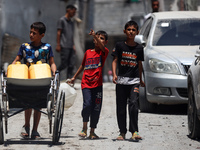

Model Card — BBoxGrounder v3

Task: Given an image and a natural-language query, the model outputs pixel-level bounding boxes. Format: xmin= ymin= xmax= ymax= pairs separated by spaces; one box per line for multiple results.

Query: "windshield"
xmin=153 ymin=19 xmax=200 ymax=46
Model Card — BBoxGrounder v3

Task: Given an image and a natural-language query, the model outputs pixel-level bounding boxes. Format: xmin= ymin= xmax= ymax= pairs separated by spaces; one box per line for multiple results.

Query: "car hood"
xmin=151 ymin=46 xmax=198 ymax=64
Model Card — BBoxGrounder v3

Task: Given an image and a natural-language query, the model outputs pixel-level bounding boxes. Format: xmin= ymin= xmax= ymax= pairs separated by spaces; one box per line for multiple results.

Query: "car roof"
xmin=152 ymin=11 xmax=200 ymax=19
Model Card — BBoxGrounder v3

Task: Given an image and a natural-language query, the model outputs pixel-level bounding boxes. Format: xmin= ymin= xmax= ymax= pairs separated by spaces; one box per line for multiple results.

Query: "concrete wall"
xmin=0 ymin=0 xmax=82 ymax=70
xmin=93 ymin=0 xmax=151 ymax=35
xmin=1 ymin=0 xmax=67 ymax=67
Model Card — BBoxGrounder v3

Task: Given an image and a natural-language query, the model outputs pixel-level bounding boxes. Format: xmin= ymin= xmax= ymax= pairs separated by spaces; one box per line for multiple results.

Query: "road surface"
xmin=0 ymin=82 xmax=199 ymax=150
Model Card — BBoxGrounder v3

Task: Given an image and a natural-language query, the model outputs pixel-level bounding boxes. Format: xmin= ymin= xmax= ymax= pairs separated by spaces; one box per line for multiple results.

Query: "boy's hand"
xmin=56 ymin=45 xmax=61 ymax=52
xmin=66 ymin=77 xmax=75 ymax=86
xmin=89 ymin=29 xmax=95 ymax=36
xmin=70 ymin=77 xmax=75 ymax=84
xmin=140 ymin=80 xmax=145 ymax=87
xmin=112 ymin=75 xmax=118 ymax=84
xmin=89 ymin=29 xmax=98 ymax=44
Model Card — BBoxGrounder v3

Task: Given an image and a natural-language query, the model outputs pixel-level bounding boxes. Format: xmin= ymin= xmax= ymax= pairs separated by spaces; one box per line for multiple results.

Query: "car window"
xmin=140 ymin=18 xmax=151 ymax=34
xmin=140 ymin=17 xmax=153 ymax=41
xmin=153 ymin=19 xmax=200 ymax=46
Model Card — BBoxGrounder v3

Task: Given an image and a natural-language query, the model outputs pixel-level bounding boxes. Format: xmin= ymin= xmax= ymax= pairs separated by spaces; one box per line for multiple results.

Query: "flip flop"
xmin=88 ymin=132 xmax=99 ymax=139
xmin=31 ymin=130 xmax=41 ymax=139
xmin=20 ymin=126 xmax=30 ymax=139
xmin=116 ymin=133 xmax=125 ymax=140
xmin=78 ymin=130 xmax=87 ymax=137
xmin=131 ymin=131 xmax=142 ymax=140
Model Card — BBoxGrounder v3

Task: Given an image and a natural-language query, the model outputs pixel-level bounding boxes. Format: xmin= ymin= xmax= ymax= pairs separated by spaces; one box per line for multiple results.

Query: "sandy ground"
xmin=0 ymin=82 xmax=200 ymax=150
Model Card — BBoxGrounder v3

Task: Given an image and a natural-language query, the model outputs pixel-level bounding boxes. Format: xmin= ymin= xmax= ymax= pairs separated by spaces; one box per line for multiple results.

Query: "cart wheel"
xmin=54 ymin=72 xmax=60 ymax=104
xmin=47 ymin=100 xmax=52 ymax=134
xmin=0 ymin=103 xmax=4 ymax=144
xmin=3 ymin=100 xmax=8 ymax=134
xmin=49 ymin=120 xmax=52 ymax=134
xmin=2 ymin=95 xmax=8 ymax=134
xmin=52 ymin=90 xmax=65 ymax=144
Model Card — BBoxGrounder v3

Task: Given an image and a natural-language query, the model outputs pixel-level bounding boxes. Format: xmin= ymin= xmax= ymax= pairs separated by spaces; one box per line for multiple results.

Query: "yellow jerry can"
xmin=7 ymin=61 xmax=29 ymax=79
xmin=29 ymin=61 xmax=52 ymax=79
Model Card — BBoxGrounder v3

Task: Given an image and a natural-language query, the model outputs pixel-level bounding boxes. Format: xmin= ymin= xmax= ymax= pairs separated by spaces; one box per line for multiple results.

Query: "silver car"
xmin=187 ymin=48 xmax=200 ymax=139
xmin=135 ymin=11 xmax=200 ymax=112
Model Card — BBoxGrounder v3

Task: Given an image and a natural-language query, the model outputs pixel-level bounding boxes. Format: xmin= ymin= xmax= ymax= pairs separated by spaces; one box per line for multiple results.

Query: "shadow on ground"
xmin=140 ymin=104 xmax=187 ymax=115
xmin=2 ymin=138 xmax=65 ymax=147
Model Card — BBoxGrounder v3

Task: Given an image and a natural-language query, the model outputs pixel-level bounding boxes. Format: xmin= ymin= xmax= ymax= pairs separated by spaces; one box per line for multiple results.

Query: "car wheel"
xmin=188 ymin=84 xmax=200 ymax=139
xmin=139 ymin=86 xmax=157 ymax=113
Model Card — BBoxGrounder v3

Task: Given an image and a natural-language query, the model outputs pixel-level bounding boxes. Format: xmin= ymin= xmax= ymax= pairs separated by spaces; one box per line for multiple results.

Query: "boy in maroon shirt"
xmin=69 ymin=29 xmax=109 ymax=139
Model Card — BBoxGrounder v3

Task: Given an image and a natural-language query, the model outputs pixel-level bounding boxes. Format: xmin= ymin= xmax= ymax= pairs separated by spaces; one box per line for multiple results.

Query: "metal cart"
xmin=0 ymin=71 xmax=65 ymax=144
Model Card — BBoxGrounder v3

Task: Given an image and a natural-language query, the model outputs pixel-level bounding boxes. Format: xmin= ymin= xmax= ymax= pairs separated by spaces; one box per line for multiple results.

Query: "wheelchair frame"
xmin=0 ymin=71 xmax=65 ymax=144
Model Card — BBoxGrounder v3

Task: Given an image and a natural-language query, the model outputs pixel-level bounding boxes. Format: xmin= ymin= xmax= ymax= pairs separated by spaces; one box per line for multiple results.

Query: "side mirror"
xmin=134 ymin=35 xmax=146 ymax=45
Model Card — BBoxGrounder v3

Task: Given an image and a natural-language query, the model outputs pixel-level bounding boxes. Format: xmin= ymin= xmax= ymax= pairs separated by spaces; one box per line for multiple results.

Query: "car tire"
xmin=139 ymin=86 xmax=157 ymax=113
xmin=188 ymin=84 xmax=200 ymax=139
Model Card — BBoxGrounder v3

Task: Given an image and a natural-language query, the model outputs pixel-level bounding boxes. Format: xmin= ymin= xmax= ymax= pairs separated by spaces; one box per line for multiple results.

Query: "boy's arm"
xmin=12 ymin=55 xmax=21 ymax=64
xmin=56 ymin=29 xmax=62 ymax=52
xmin=70 ymin=65 xmax=84 ymax=84
xmin=49 ymin=57 xmax=57 ymax=76
xmin=112 ymin=56 xmax=118 ymax=84
xmin=89 ymin=29 xmax=106 ymax=52
xmin=138 ymin=61 xmax=145 ymax=87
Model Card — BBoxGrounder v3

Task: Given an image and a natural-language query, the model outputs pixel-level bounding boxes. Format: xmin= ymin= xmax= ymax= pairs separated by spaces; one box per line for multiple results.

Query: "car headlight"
xmin=149 ymin=58 xmax=180 ymax=74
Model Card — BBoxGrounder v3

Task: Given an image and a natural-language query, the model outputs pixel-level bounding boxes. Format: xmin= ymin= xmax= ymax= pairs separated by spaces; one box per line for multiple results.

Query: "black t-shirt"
xmin=112 ymin=41 xmax=144 ymax=78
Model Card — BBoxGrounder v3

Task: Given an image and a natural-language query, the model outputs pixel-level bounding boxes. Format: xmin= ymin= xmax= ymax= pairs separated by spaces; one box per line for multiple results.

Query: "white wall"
xmin=1 ymin=0 xmax=86 ymax=75
xmin=1 ymin=0 xmax=69 ymax=68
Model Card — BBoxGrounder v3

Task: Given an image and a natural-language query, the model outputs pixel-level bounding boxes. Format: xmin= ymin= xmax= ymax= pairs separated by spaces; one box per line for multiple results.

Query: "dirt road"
xmin=0 ymin=82 xmax=200 ymax=150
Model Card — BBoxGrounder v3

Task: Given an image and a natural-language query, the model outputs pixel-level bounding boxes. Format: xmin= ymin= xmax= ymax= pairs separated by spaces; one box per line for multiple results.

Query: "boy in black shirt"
xmin=112 ymin=20 xmax=145 ymax=140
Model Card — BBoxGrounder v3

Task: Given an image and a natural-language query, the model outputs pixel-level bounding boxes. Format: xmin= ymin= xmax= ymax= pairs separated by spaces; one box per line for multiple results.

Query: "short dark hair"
xmin=30 ymin=22 xmax=46 ymax=34
xmin=124 ymin=20 xmax=139 ymax=31
xmin=96 ymin=30 xmax=108 ymax=41
xmin=66 ymin=4 xmax=77 ymax=10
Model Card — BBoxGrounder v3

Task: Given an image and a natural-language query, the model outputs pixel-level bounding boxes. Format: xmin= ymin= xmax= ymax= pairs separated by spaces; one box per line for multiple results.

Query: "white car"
xmin=135 ymin=11 xmax=200 ymax=112
xmin=187 ymin=48 xmax=200 ymax=139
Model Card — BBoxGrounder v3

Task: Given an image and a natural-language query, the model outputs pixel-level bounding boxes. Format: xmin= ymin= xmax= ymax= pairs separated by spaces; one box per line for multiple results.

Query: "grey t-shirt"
xmin=57 ymin=16 xmax=74 ymax=48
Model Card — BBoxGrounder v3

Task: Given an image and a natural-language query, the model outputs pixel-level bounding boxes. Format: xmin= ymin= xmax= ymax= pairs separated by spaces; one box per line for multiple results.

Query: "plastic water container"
xmin=7 ymin=61 xmax=28 ymax=79
xmin=29 ymin=61 xmax=52 ymax=79
xmin=59 ymin=82 xmax=77 ymax=109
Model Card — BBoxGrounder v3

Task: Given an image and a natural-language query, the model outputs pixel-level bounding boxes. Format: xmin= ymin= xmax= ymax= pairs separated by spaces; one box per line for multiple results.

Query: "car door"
xmin=139 ymin=17 xmax=153 ymax=71
xmin=195 ymin=49 xmax=200 ymax=111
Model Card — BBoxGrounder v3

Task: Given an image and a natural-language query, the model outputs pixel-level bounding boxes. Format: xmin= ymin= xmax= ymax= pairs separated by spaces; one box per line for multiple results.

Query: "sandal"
xmin=131 ymin=131 xmax=142 ymax=140
xmin=116 ymin=133 xmax=125 ymax=140
xmin=78 ymin=130 xmax=87 ymax=137
xmin=31 ymin=130 xmax=41 ymax=139
xmin=88 ymin=132 xmax=99 ymax=139
xmin=20 ymin=126 xmax=30 ymax=139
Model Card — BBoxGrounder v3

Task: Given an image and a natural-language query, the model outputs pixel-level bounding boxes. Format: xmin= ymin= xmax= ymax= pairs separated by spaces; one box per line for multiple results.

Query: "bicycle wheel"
xmin=0 ymin=103 xmax=4 ymax=144
xmin=52 ymin=90 xmax=65 ymax=144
